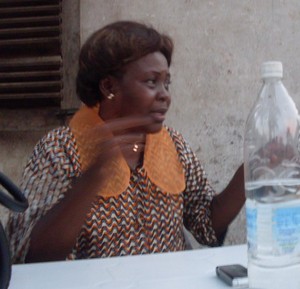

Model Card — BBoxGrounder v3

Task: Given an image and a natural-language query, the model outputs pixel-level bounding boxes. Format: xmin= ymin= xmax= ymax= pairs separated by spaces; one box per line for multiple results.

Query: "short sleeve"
xmin=5 ymin=127 xmax=81 ymax=263
xmin=167 ymin=127 xmax=220 ymax=246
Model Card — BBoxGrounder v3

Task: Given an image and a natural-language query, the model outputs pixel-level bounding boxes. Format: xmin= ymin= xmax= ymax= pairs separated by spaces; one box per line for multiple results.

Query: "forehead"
xmin=123 ymin=52 xmax=169 ymax=75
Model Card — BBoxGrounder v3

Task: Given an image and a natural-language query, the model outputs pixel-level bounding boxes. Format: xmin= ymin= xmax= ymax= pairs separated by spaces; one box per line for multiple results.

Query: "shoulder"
xmin=34 ymin=126 xmax=77 ymax=155
xmin=164 ymin=125 xmax=192 ymax=153
xmin=164 ymin=125 xmax=184 ymax=141
xmin=163 ymin=125 xmax=197 ymax=166
xmin=28 ymin=126 xmax=80 ymax=174
xmin=37 ymin=126 xmax=74 ymax=148
xmin=163 ymin=125 xmax=206 ymax=172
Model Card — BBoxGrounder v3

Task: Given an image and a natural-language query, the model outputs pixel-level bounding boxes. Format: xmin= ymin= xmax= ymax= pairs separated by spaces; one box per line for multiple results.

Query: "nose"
xmin=157 ymin=83 xmax=171 ymax=102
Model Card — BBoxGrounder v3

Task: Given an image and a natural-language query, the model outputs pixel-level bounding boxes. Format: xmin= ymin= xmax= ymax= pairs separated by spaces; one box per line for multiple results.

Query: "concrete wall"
xmin=80 ymin=0 xmax=300 ymax=245
xmin=0 ymin=109 xmax=62 ymax=224
xmin=2 ymin=0 xmax=300 ymax=246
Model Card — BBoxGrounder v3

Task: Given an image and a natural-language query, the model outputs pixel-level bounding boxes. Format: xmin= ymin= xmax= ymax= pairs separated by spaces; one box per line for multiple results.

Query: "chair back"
xmin=0 ymin=172 xmax=28 ymax=289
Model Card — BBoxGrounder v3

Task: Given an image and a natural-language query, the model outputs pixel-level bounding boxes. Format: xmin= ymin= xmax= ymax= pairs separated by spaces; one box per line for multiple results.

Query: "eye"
xmin=164 ymin=79 xmax=171 ymax=90
xmin=146 ymin=79 xmax=156 ymax=87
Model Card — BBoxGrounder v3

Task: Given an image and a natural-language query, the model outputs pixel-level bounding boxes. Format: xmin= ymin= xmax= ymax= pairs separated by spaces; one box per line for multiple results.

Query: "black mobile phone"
xmin=216 ymin=264 xmax=248 ymax=287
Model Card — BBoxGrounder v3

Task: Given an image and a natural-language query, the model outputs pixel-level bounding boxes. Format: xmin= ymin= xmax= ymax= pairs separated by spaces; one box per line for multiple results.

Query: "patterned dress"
xmin=6 ymin=111 xmax=219 ymax=263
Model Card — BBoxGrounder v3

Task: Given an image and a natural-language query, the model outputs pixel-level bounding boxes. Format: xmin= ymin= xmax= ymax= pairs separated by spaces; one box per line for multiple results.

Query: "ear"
xmin=99 ymin=76 xmax=119 ymax=99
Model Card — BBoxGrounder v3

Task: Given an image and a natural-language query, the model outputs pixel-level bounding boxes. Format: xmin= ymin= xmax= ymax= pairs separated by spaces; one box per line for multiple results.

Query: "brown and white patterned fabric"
xmin=6 ymin=107 xmax=219 ymax=263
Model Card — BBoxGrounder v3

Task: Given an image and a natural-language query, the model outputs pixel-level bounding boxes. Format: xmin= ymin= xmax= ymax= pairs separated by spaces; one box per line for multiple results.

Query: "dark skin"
xmin=211 ymin=163 xmax=245 ymax=240
xmin=26 ymin=116 xmax=154 ymax=263
xmin=26 ymin=52 xmax=172 ymax=262
xmin=26 ymin=52 xmax=245 ymax=262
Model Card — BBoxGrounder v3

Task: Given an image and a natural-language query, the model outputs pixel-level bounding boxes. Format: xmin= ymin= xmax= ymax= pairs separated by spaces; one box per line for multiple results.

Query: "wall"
xmin=0 ymin=0 xmax=80 ymax=224
xmin=80 ymin=0 xmax=300 ymax=245
xmin=2 ymin=0 xmax=300 ymax=246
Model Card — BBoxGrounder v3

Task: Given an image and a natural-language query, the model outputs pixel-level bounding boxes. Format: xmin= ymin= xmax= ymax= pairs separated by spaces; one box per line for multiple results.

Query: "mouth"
xmin=149 ymin=108 xmax=168 ymax=123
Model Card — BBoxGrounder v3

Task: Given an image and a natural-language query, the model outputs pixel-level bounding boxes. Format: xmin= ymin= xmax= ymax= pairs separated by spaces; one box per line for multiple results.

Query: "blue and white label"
xmin=246 ymin=200 xmax=257 ymax=254
xmin=246 ymin=198 xmax=300 ymax=257
xmin=273 ymin=206 xmax=300 ymax=255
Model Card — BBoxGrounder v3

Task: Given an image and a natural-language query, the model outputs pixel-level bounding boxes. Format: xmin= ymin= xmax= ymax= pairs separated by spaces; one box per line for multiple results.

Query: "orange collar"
xmin=69 ymin=105 xmax=185 ymax=197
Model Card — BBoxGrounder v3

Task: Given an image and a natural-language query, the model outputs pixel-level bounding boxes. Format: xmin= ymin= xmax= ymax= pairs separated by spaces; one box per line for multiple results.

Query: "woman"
xmin=6 ymin=21 xmax=245 ymax=263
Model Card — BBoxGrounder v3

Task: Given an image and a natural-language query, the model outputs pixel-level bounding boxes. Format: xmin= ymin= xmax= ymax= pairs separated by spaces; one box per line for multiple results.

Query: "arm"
xmin=26 ymin=162 xmax=107 ymax=263
xmin=169 ymin=128 xmax=245 ymax=245
xmin=24 ymin=116 xmax=152 ymax=263
xmin=210 ymin=164 xmax=245 ymax=241
xmin=169 ymin=128 xmax=220 ymax=246
xmin=6 ymin=127 xmax=118 ymax=263
xmin=5 ymin=128 xmax=77 ymax=263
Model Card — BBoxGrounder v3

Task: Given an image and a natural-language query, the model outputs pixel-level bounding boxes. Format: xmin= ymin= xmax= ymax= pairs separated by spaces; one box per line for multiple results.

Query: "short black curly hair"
xmin=76 ymin=20 xmax=174 ymax=107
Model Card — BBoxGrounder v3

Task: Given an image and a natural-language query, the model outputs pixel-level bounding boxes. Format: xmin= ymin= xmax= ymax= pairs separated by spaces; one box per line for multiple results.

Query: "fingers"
xmin=97 ymin=133 xmax=145 ymax=158
xmin=86 ymin=137 xmax=145 ymax=181
xmin=88 ymin=131 xmax=145 ymax=167
xmin=87 ymin=115 xmax=153 ymax=146
xmin=101 ymin=115 xmax=154 ymax=135
xmin=84 ymin=115 xmax=151 ymax=171
xmin=113 ymin=133 xmax=145 ymax=146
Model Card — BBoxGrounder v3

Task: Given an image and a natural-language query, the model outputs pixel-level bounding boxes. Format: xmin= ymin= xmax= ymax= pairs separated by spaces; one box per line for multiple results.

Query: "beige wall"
xmin=80 ymin=0 xmax=300 ymax=244
xmin=2 ymin=0 xmax=300 ymax=245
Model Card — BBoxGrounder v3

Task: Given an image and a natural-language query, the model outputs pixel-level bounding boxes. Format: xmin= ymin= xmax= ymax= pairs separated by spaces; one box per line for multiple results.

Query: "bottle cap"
xmin=261 ymin=61 xmax=283 ymax=78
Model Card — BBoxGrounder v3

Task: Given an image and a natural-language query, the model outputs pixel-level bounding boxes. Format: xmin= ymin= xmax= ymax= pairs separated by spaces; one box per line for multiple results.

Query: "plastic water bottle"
xmin=244 ymin=61 xmax=300 ymax=289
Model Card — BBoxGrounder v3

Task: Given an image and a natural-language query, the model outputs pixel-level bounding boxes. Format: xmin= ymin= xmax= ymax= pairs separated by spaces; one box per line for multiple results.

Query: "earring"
xmin=107 ymin=93 xmax=115 ymax=100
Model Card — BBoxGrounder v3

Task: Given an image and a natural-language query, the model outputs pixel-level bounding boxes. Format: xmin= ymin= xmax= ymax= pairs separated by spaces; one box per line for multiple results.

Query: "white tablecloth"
xmin=9 ymin=244 xmax=247 ymax=289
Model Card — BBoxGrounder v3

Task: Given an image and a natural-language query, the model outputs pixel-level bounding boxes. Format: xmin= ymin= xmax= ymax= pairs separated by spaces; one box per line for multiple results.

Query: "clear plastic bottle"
xmin=244 ymin=61 xmax=300 ymax=289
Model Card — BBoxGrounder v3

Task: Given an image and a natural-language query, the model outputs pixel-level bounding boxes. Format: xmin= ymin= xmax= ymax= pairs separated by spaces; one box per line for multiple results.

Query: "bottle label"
xmin=273 ymin=206 xmax=300 ymax=254
xmin=246 ymin=200 xmax=257 ymax=253
xmin=246 ymin=199 xmax=300 ymax=257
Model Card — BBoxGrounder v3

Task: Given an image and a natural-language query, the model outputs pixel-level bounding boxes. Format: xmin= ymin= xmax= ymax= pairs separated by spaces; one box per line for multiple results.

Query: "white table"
xmin=9 ymin=244 xmax=247 ymax=289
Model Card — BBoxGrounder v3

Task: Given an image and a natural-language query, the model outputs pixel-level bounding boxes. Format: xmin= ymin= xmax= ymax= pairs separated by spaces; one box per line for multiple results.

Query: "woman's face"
xmin=115 ymin=51 xmax=171 ymax=133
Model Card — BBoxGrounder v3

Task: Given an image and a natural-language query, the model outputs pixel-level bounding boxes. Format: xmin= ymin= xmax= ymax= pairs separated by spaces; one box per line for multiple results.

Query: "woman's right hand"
xmin=83 ymin=115 xmax=153 ymax=177
xmin=25 ymin=115 xmax=154 ymax=263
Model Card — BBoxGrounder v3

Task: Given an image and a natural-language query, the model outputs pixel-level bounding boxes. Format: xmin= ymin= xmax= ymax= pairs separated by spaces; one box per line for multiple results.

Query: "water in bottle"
xmin=244 ymin=61 xmax=300 ymax=288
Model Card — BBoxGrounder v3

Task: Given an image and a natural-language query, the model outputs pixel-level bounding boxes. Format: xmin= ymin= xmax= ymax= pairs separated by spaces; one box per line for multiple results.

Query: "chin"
xmin=145 ymin=123 xmax=163 ymax=134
